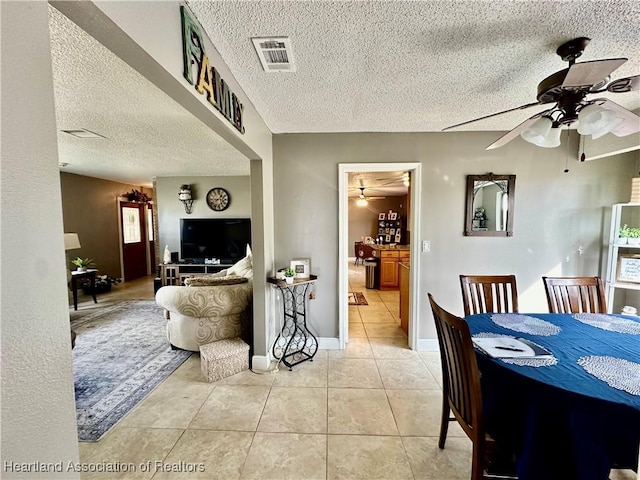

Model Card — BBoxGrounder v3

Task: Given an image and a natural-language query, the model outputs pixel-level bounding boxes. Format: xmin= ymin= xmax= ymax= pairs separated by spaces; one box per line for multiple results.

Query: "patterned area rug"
xmin=348 ymin=292 xmax=368 ymax=306
xmin=71 ymin=300 xmax=191 ymax=442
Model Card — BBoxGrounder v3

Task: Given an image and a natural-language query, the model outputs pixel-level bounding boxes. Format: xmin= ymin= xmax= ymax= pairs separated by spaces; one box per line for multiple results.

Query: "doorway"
xmin=338 ymin=163 xmax=422 ymax=350
xmin=118 ymin=199 xmax=154 ymax=281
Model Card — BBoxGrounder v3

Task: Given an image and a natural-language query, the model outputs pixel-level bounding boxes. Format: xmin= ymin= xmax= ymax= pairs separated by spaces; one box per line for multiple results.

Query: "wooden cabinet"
xmin=399 ymin=262 xmax=410 ymax=335
xmin=379 ymin=251 xmax=399 ymax=289
xmin=377 ymin=250 xmax=410 ymax=290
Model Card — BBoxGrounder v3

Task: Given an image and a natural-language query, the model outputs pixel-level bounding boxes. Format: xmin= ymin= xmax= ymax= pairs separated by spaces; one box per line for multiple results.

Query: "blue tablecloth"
xmin=467 ymin=312 xmax=640 ymax=480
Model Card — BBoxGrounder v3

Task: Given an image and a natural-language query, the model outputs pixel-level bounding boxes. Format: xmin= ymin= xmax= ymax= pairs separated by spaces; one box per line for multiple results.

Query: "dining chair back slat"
xmin=542 ymin=276 xmax=607 ymax=314
xmin=460 ymin=275 xmax=519 ymax=316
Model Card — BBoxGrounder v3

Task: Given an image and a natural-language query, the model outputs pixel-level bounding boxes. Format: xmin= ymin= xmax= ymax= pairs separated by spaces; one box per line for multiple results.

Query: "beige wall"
xmin=273 ymin=132 xmax=638 ymax=340
xmin=60 ymin=173 xmax=153 ymax=278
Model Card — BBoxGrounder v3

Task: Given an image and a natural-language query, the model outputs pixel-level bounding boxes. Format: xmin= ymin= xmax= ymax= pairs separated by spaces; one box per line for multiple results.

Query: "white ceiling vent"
xmin=251 ymin=37 xmax=296 ymax=72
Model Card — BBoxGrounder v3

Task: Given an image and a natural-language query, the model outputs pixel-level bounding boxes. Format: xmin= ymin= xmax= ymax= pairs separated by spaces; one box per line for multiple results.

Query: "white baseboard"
xmin=318 ymin=337 xmax=340 ymax=350
xmin=417 ymin=338 xmax=439 ymax=352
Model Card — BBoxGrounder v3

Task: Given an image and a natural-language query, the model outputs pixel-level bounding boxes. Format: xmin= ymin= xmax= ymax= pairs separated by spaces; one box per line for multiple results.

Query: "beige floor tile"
xmin=328 ymin=388 xmax=398 ymax=435
xmin=328 ymin=357 xmax=382 ymax=388
xmin=160 ymin=354 xmax=207 ymax=385
xmin=272 ymin=356 xmax=328 ymax=387
xmin=402 ymin=436 xmax=472 ymax=480
xmin=119 ymin=381 xmax=214 ymax=429
xmin=419 ymin=351 xmax=444 ymax=388
xmin=188 ymin=385 xmax=270 ymax=431
xmin=328 ymin=336 xmax=373 ymax=359
xmin=258 ymin=386 xmax=327 ymax=433
xmin=348 ymin=305 xmax=361 ymax=320
xmin=348 ymin=321 xmax=366 ymax=337
xmin=78 ymin=427 xmax=183 ymax=480
xmin=213 ymin=368 xmax=276 ymax=386
xmin=377 ymin=358 xmax=440 ymax=390
xmin=327 ymin=434 xmax=413 ymax=479
xmin=240 ymin=432 xmax=326 ymax=480
xmin=151 ymin=430 xmax=253 ymax=480
xmin=387 ymin=389 xmax=465 ymax=437
xmin=360 ymin=309 xmax=397 ymax=323
xmin=369 ymin=336 xmax=416 ymax=359
xmin=609 ymin=469 xmax=639 ymax=480
xmin=364 ymin=322 xmax=406 ymax=337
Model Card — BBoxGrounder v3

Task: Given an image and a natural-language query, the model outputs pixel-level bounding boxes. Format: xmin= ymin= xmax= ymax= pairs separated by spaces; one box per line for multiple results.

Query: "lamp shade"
xmin=356 ymin=197 xmax=368 ymax=207
xmin=577 ymin=104 xmax=623 ymax=139
xmin=64 ymin=233 xmax=81 ymax=250
xmin=521 ymin=117 xmax=561 ymax=148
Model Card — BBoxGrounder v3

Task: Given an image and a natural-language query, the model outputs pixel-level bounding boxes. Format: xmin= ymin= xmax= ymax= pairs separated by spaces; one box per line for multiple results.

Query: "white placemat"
xmin=474 ymin=332 xmax=557 ymax=367
xmin=490 ymin=313 xmax=561 ymax=336
xmin=578 ymin=355 xmax=640 ymax=396
xmin=573 ymin=313 xmax=640 ymax=335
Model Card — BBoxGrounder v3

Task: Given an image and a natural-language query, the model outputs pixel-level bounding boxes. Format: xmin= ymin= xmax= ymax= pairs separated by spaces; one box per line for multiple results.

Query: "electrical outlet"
xmin=422 ymin=240 xmax=430 ymax=252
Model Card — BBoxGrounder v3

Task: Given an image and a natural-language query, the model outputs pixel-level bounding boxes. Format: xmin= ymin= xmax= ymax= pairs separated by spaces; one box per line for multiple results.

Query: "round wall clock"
xmin=206 ymin=187 xmax=230 ymax=211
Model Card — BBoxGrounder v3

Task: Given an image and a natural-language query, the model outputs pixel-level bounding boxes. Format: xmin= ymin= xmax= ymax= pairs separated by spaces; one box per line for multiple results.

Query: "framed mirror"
xmin=464 ymin=174 xmax=516 ymax=237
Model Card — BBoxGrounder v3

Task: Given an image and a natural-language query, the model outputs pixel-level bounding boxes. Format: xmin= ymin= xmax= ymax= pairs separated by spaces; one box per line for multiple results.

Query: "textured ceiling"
xmin=49 ymin=1 xmax=640 ymax=188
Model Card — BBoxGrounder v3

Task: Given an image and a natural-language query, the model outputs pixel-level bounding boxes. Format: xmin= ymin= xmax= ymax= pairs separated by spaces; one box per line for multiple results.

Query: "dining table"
xmin=466 ymin=311 xmax=640 ymax=480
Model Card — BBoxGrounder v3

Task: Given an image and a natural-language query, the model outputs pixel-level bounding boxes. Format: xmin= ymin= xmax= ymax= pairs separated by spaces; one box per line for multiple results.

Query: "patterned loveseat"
xmin=155 ymin=254 xmax=253 ymax=352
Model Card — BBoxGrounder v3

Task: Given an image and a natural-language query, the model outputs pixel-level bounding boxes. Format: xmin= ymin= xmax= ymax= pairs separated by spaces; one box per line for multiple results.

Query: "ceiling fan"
xmin=355 ymin=187 xmax=386 ymax=206
xmin=443 ymin=37 xmax=640 ymax=150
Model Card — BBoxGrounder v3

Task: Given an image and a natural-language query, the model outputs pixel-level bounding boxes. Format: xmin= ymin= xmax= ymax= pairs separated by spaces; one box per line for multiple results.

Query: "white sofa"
xmin=155 ymin=254 xmax=253 ymax=352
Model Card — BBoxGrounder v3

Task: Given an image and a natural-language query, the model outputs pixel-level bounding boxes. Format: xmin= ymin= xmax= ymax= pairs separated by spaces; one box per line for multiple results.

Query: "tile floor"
xmin=73 ymin=266 xmax=636 ymax=480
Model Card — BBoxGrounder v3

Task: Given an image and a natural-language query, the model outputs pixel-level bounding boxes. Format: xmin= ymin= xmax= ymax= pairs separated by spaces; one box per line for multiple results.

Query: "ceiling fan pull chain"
xmin=564 ymin=129 xmax=570 ymax=173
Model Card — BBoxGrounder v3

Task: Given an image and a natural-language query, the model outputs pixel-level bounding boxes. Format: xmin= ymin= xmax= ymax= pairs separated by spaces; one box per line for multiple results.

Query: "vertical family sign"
xmin=180 ymin=6 xmax=245 ymax=134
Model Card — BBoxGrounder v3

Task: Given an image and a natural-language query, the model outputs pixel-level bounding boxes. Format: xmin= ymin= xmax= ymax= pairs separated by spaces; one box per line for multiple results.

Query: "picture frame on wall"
xmin=378 ymin=213 xmax=386 ymax=220
xmin=290 ymin=258 xmax=311 ymax=279
xmin=389 ymin=212 xmax=398 ymax=220
xmin=394 ymin=233 xmax=401 ymax=243
xmin=385 ymin=234 xmax=391 ymax=243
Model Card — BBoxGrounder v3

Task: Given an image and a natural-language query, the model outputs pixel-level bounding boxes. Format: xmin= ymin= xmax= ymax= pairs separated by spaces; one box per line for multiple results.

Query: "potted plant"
xmin=628 ymin=228 xmax=640 ymax=246
xmin=283 ymin=267 xmax=296 ymax=284
xmin=70 ymin=257 xmax=95 ymax=272
xmin=618 ymin=224 xmax=631 ymax=244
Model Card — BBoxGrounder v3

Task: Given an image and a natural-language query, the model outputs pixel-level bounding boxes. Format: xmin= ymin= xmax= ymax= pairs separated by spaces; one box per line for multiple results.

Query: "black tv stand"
xmin=160 ymin=263 xmax=233 ymax=286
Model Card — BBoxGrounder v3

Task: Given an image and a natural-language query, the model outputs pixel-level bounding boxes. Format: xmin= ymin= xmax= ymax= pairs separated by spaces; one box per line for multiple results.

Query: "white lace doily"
xmin=578 ymin=356 xmax=640 ymax=396
xmin=573 ymin=313 xmax=640 ymax=335
xmin=473 ymin=332 xmax=557 ymax=367
xmin=490 ymin=314 xmax=561 ymax=336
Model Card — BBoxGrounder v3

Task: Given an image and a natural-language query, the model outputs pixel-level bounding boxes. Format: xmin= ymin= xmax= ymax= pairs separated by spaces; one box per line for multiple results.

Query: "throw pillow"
xmin=185 ymin=275 xmax=249 ymax=287
xmin=227 ymin=254 xmax=253 ymax=279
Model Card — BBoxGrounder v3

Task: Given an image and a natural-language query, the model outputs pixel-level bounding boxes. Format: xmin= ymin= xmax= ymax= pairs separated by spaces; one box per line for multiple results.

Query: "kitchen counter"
xmin=370 ymin=244 xmax=410 ymax=252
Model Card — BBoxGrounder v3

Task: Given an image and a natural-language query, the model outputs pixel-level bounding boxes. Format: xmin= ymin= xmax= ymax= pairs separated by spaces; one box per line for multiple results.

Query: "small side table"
xmin=71 ymin=269 xmax=98 ymax=311
xmin=267 ymin=275 xmax=319 ymax=370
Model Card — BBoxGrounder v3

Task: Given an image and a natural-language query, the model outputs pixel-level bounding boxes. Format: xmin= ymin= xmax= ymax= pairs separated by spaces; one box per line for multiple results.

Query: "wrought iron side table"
xmin=267 ymin=275 xmax=318 ymax=370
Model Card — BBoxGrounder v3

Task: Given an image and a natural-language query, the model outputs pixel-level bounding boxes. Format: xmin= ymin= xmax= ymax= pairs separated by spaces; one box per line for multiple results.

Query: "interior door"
xmin=120 ymin=201 xmax=148 ymax=281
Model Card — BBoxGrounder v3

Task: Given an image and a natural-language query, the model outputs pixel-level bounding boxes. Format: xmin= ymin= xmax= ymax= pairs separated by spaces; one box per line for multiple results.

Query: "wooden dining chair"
xmin=460 ymin=275 xmax=519 ymax=316
xmin=428 ymin=293 xmax=517 ymax=480
xmin=542 ymin=276 xmax=607 ymax=314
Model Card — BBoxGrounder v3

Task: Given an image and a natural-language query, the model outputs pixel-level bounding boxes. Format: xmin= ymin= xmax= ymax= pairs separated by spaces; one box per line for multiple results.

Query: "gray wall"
xmin=273 ymin=132 xmax=638 ymax=340
xmin=1 ymin=3 xmax=80 ymax=476
xmin=155 ymin=176 xmax=251 ymax=261
xmin=60 ymin=172 xmax=153 ymax=278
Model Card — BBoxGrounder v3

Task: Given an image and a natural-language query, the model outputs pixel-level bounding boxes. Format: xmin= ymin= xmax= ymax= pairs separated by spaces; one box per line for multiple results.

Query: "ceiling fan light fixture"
xmin=578 ymin=104 xmax=624 ymax=139
xmin=356 ymin=197 xmax=368 ymax=207
xmin=521 ymin=117 xmax=561 ymax=148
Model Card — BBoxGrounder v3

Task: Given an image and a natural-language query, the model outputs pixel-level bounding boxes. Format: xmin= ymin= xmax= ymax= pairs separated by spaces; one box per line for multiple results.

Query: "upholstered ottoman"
xmin=199 ymin=338 xmax=249 ymax=382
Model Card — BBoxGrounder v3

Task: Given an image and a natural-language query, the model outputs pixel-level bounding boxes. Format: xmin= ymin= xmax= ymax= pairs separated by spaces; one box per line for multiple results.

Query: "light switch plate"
xmin=422 ymin=240 xmax=430 ymax=252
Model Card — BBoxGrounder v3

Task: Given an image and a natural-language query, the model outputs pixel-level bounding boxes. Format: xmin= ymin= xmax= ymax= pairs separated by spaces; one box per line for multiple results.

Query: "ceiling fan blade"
xmin=562 ymin=58 xmax=627 ymax=88
xmin=591 ymin=98 xmax=640 ymax=137
xmin=443 ymin=102 xmax=543 ymax=131
xmin=486 ymin=109 xmax=554 ymax=150
xmin=607 ymin=75 xmax=640 ymax=93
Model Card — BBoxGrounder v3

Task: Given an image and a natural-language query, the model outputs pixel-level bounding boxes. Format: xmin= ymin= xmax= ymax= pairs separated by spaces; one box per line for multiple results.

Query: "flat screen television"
xmin=180 ymin=218 xmax=251 ymax=264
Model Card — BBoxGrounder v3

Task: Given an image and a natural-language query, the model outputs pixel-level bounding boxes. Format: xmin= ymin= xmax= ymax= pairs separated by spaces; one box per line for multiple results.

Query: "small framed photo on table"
xmin=290 ymin=258 xmax=311 ymax=279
